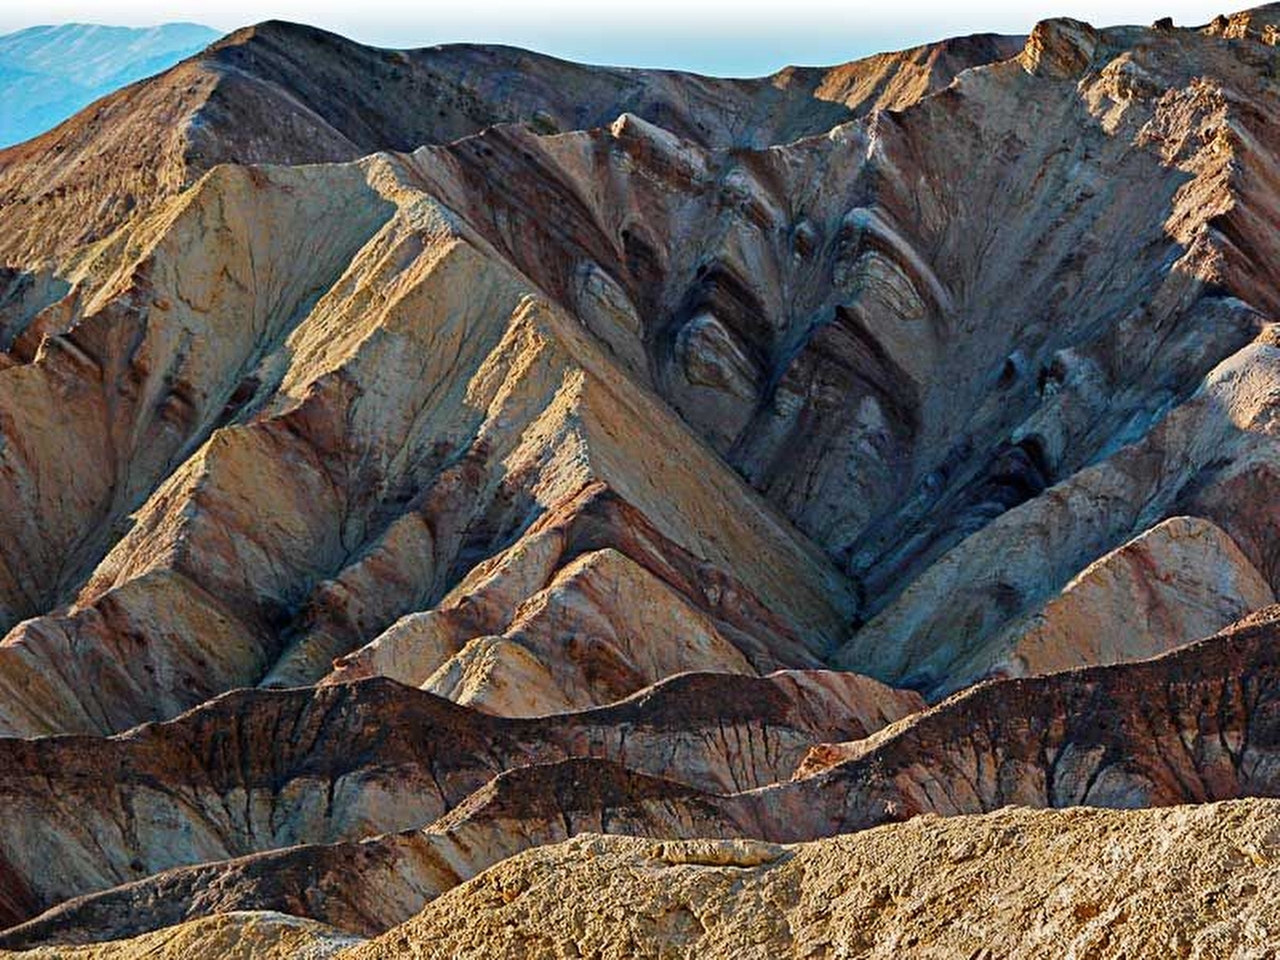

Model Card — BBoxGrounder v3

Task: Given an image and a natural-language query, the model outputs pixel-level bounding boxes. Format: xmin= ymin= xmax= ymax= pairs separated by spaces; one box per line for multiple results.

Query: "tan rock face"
xmin=0 ymin=159 xmax=856 ymax=737
xmin=1 ymin=912 xmax=360 ymax=960
xmin=2 ymin=7 xmax=1280 ymax=957
xmin=20 ymin=802 xmax=1280 ymax=958
xmin=348 ymin=801 xmax=1280 ymax=960
xmin=1019 ymin=18 xmax=1100 ymax=78
xmin=965 ymin=515 xmax=1274 ymax=683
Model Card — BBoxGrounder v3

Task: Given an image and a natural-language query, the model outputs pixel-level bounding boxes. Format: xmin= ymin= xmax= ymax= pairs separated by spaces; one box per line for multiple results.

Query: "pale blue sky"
xmin=0 ymin=1 xmax=1241 ymax=74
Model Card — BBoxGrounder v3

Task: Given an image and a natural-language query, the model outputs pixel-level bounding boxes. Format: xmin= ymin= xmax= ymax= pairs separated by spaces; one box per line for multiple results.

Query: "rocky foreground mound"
xmin=1 ymin=4 xmax=1280 ymax=956
xmin=353 ymin=801 xmax=1280 ymax=959
xmin=7 ymin=801 xmax=1278 ymax=958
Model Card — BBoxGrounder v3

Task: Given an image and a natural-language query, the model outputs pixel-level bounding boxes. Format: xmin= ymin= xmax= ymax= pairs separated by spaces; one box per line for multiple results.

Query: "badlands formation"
xmin=0 ymin=5 xmax=1279 ymax=957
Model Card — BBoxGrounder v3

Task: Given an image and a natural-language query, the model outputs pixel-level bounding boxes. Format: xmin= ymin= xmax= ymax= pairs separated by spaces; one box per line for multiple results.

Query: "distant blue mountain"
xmin=0 ymin=22 xmax=220 ymax=147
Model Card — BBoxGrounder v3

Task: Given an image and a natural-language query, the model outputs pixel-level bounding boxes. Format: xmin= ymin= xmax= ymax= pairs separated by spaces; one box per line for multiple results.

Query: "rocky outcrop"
xmin=3 ymin=7 xmax=1280 ymax=956
xmin=959 ymin=515 xmax=1274 ymax=682
xmin=5 ymin=10 xmax=1279 ymax=735
xmin=356 ymin=10 xmax=1280 ymax=664
xmin=0 ymin=836 xmax=460 ymax=949
xmin=836 ymin=11 xmax=1280 ymax=693
xmin=349 ymin=801 xmax=1280 ymax=959
xmin=0 ymin=762 xmax=733 ymax=949
xmin=0 ymin=157 xmax=856 ymax=737
xmin=26 ymin=603 xmax=1280 ymax=951
xmin=1018 ymin=18 xmax=1101 ymax=78
xmin=789 ymin=606 xmax=1280 ymax=833
xmin=345 ymin=606 xmax=1280 ymax=868
xmin=15 ymin=801 xmax=1280 ymax=958
xmin=0 ymin=912 xmax=359 ymax=959
xmin=0 ymin=24 xmax=1019 ymax=265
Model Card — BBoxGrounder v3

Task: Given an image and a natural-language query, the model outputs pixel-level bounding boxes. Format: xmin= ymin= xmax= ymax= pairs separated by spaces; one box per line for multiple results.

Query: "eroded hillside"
xmin=1 ymin=6 xmax=1279 ymax=956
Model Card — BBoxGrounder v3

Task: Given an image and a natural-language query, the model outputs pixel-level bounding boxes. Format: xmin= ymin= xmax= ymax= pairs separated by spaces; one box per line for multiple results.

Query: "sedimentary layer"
xmin=2 ymin=7 xmax=1280 ymax=956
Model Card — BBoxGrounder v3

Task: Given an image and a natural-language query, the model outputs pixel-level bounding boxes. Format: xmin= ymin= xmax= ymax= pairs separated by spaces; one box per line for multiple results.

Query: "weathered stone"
xmin=348 ymin=801 xmax=1280 ymax=959
xmin=1 ymin=8 xmax=1280 ymax=956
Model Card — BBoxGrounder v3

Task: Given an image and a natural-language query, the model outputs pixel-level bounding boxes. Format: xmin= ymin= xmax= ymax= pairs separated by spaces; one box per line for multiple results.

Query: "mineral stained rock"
xmin=0 ymin=669 xmax=919 ymax=935
xmin=2 ymin=4 xmax=1280 ymax=956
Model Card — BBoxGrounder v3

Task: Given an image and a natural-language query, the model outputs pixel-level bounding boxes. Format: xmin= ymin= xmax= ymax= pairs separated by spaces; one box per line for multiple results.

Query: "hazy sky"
xmin=0 ymin=1 xmax=1239 ymax=74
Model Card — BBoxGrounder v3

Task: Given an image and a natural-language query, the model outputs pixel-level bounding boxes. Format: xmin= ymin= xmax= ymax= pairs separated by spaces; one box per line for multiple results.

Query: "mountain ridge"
xmin=0 ymin=21 xmax=1022 ymax=264
xmin=1 ymin=6 xmax=1280 ymax=955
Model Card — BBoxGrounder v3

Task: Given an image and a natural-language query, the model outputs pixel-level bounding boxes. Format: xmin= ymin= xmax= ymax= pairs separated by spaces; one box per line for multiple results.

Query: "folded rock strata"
xmin=4 ymin=11 xmax=1280 ymax=732
xmin=1 ymin=6 xmax=1280 ymax=956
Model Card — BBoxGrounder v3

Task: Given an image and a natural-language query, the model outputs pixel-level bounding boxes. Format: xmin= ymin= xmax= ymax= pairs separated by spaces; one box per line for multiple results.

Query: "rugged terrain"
xmin=1 ymin=4 xmax=1279 ymax=956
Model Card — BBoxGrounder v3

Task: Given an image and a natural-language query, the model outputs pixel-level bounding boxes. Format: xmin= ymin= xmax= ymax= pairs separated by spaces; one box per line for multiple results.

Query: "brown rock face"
xmin=2 ymin=5 xmax=1280 ymax=956
xmin=12 ymin=606 xmax=1280 ymax=950
xmin=0 ymin=670 xmax=918 ymax=944
xmin=784 ymin=607 xmax=1280 ymax=831
xmin=0 ymin=24 xmax=1020 ymax=265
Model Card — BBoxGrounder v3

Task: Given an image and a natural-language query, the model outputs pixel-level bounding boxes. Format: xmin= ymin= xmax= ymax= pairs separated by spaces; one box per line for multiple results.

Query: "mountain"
xmin=0 ymin=22 xmax=1019 ymax=261
xmin=0 ymin=6 xmax=1279 ymax=956
xmin=0 ymin=23 xmax=219 ymax=148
